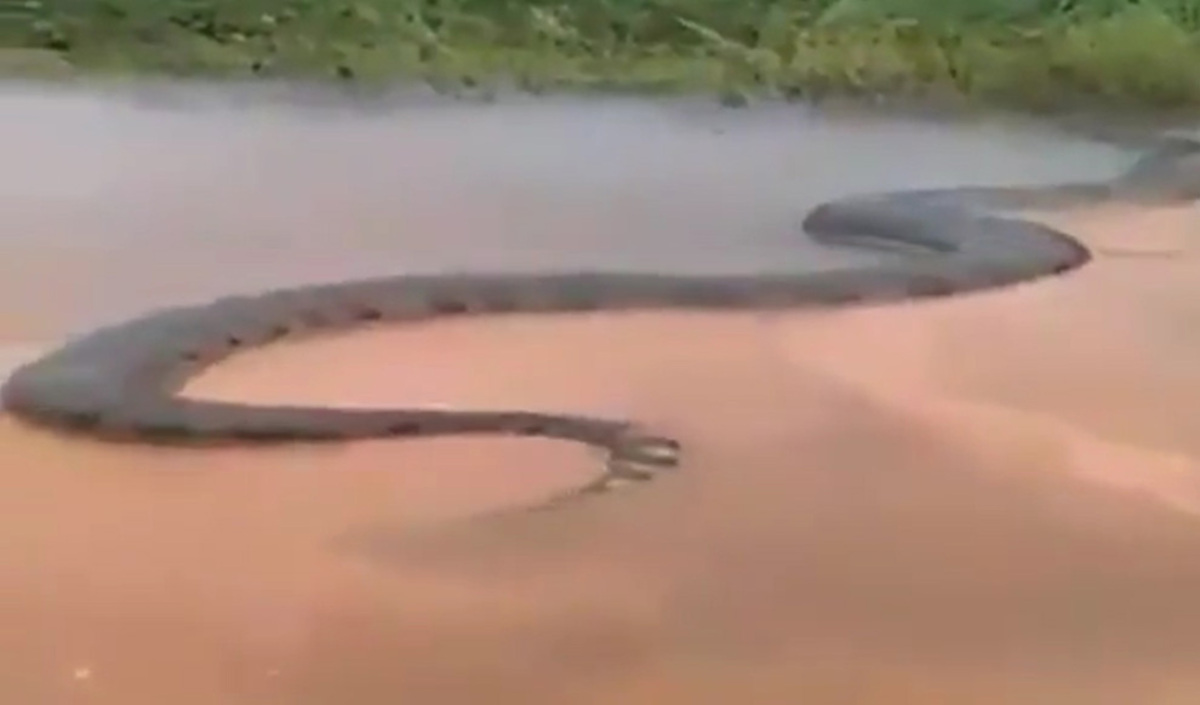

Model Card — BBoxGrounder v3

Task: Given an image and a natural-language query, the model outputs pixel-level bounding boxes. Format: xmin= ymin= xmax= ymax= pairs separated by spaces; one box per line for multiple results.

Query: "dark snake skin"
xmin=4 ymin=137 xmax=1198 ymax=501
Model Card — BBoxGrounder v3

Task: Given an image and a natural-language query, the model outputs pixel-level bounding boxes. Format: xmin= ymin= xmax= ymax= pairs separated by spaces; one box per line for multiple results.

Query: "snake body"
xmin=4 ymin=138 xmax=1199 ymax=495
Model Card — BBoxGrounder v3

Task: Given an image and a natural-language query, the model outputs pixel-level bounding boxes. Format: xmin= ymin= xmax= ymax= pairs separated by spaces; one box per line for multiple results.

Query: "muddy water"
xmin=6 ymin=84 xmax=1200 ymax=705
xmin=1 ymin=84 xmax=1132 ymax=342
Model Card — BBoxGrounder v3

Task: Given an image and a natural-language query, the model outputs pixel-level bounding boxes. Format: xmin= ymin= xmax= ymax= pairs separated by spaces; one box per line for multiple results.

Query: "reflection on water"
xmin=0 ymin=83 xmax=1134 ymax=341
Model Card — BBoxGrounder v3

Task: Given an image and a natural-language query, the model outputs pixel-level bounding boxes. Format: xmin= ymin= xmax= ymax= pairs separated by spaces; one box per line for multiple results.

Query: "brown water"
xmin=4 ymin=84 xmax=1200 ymax=705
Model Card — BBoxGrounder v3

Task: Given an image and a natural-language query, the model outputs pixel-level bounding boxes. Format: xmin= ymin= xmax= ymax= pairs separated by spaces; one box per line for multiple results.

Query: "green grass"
xmin=9 ymin=0 xmax=1200 ymax=110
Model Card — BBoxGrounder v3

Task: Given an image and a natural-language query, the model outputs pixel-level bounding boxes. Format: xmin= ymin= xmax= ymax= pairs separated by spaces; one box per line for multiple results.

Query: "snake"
xmin=4 ymin=135 xmax=1199 ymax=501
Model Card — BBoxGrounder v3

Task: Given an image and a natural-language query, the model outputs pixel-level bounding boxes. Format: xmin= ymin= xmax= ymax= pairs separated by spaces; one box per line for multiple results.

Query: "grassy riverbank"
xmin=8 ymin=0 xmax=1200 ymax=110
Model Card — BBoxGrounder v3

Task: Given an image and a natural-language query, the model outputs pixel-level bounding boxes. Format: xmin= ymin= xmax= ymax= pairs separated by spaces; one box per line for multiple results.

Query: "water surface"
xmin=0 ymin=84 xmax=1135 ymax=345
xmin=6 ymin=84 xmax=1200 ymax=705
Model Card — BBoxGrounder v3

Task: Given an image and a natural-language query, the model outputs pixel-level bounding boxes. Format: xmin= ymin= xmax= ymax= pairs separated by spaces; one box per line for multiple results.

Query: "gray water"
xmin=0 ymin=83 xmax=1137 ymax=346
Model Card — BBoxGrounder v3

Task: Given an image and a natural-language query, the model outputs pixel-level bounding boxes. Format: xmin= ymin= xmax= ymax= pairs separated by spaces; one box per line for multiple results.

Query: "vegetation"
xmin=8 ymin=0 xmax=1200 ymax=109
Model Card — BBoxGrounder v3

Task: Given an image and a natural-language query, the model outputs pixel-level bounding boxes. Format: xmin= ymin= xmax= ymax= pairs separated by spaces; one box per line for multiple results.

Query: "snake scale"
xmin=4 ymin=136 xmax=1199 ymax=499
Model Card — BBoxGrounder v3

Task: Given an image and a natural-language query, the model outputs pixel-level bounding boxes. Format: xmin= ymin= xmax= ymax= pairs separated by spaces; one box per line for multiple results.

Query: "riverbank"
xmin=10 ymin=0 xmax=1200 ymax=111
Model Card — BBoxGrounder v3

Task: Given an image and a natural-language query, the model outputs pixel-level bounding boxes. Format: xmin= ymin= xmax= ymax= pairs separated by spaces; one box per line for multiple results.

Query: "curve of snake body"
xmin=4 ymin=137 xmax=1200 ymax=502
